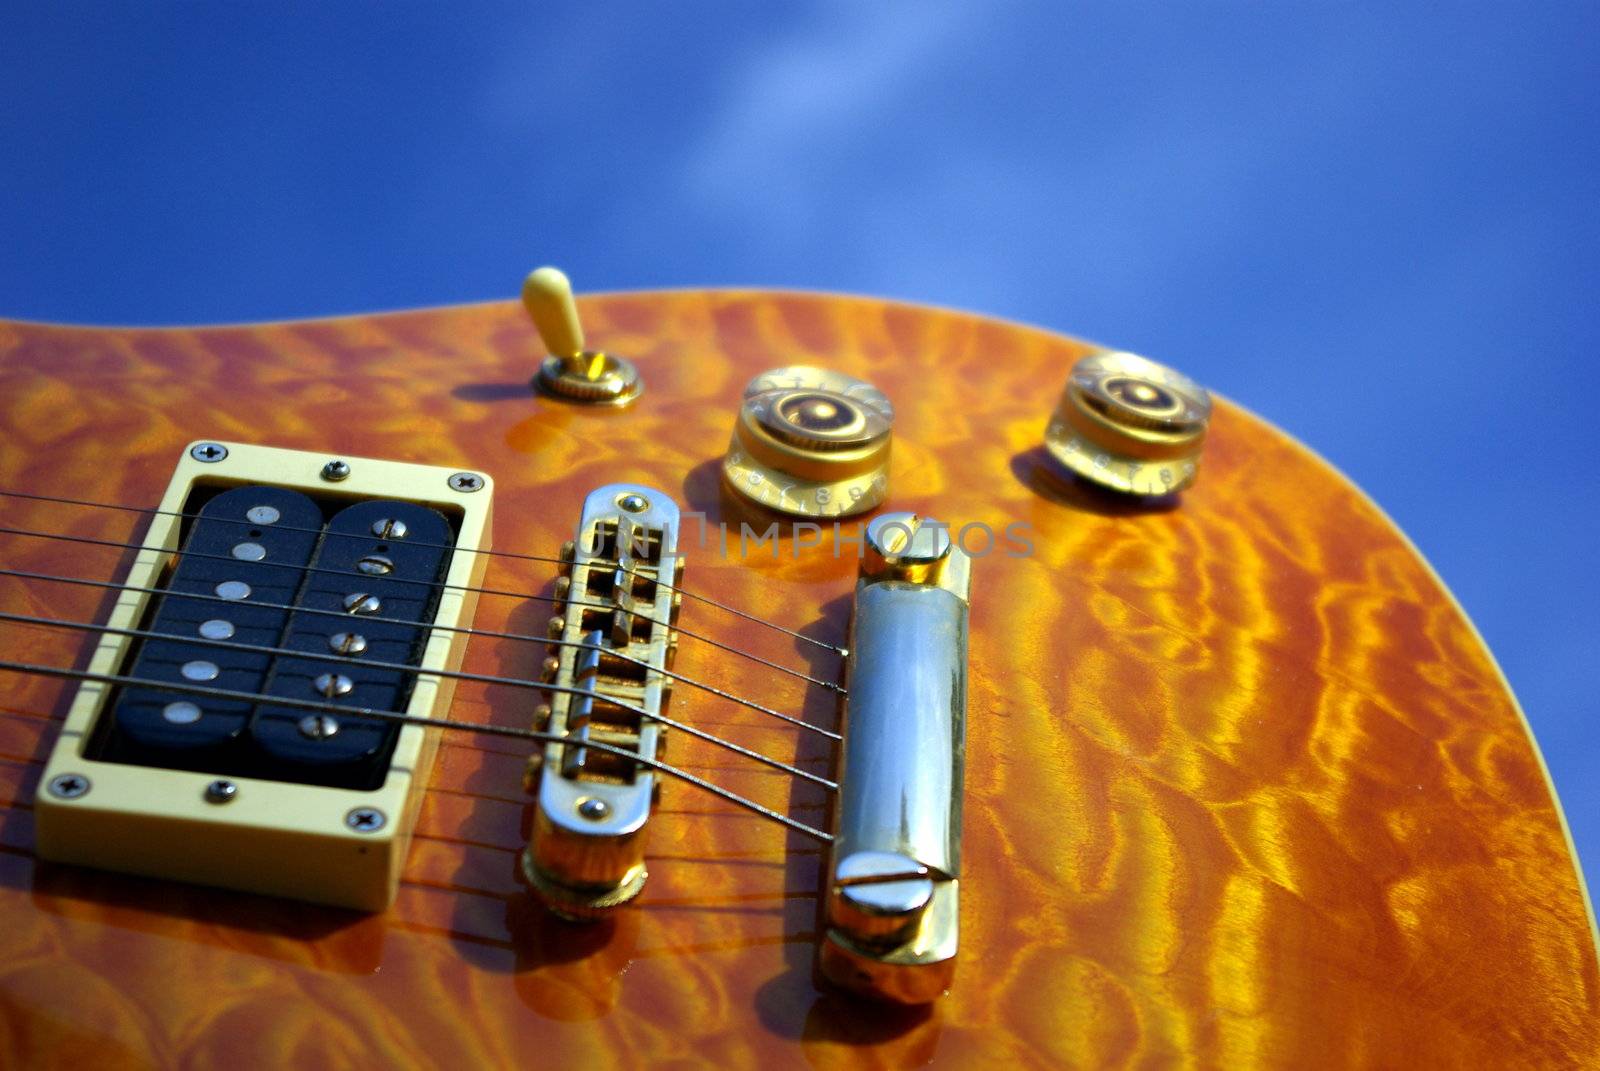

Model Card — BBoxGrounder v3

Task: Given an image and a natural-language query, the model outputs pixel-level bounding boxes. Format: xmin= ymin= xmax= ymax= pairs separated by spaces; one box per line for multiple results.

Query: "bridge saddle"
xmin=522 ymin=484 xmax=683 ymax=918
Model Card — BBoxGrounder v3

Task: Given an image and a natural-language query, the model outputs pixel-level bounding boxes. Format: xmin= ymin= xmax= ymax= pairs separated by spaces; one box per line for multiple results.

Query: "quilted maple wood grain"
xmin=0 ymin=291 xmax=1594 ymax=1069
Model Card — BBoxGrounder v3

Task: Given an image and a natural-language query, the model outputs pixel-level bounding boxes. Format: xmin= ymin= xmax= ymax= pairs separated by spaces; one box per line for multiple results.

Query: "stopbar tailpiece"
xmin=820 ymin=511 xmax=970 ymax=1003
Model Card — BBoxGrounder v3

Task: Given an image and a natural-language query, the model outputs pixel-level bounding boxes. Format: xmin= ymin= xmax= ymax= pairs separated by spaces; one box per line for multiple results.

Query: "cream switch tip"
xmin=522 ymin=266 xmax=585 ymax=358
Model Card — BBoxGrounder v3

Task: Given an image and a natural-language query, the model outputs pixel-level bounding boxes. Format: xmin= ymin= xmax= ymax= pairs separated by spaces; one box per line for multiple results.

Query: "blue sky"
xmin=2 ymin=5 xmax=1596 ymax=890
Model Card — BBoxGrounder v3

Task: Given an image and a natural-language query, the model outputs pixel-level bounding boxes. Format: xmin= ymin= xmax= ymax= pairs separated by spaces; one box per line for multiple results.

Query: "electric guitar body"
xmin=0 ymin=291 xmax=1593 ymax=1069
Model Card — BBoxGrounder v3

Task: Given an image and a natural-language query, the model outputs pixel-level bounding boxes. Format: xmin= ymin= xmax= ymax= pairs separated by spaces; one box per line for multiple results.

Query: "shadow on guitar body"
xmin=1010 ymin=446 xmax=1180 ymax=516
xmin=25 ymin=861 xmax=384 ymax=973
xmin=12 ymin=671 xmax=381 ymax=971
xmin=750 ymin=591 xmax=944 ymax=1060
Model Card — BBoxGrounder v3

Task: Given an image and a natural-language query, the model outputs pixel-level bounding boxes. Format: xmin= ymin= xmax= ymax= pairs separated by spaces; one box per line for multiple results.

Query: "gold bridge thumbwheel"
xmin=522 ymin=266 xmax=642 ymax=407
xmin=722 ymin=366 xmax=894 ymax=518
xmin=1044 ymin=351 xmax=1212 ymax=496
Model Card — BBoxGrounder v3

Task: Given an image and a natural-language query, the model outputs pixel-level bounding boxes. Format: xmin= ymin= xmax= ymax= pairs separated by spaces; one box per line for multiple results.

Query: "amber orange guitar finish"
xmin=0 ymin=294 xmax=1593 ymax=1068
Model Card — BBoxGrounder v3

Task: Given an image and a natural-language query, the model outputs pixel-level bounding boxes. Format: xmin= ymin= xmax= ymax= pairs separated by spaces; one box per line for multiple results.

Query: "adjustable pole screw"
xmin=328 ymin=631 xmax=368 ymax=655
xmin=355 ymin=554 xmax=395 ymax=575
xmin=342 ymin=593 xmax=382 ymax=615
xmin=299 ymin=713 xmax=342 ymax=738
xmin=370 ymin=518 xmax=408 ymax=539
xmin=310 ymin=674 xmax=354 ymax=699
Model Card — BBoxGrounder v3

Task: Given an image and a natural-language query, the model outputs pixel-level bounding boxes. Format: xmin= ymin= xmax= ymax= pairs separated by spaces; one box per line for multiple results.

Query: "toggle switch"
xmin=522 ymin=266 xmax=642 ymax=407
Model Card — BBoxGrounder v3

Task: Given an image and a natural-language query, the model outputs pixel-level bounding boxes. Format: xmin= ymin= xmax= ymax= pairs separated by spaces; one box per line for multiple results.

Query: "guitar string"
xmin=0 ymin=488 xmax=847 ymax=655
xmin=0 ymin=609 xmax=836 ymax=790
xmin=0 ymin=659 xmax=832 ymax=843
xmin=0 ymin=523 xmax=843 ymax=694
xmin=0 ymin=565 xmax=839 ymax=740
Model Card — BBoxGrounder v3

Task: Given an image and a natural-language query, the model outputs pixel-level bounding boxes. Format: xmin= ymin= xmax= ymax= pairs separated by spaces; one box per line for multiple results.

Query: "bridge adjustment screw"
xmin=830 ymin=850 xmax=936 ymax=944
xmin=863 ymin=512 xmax=954 ymax=585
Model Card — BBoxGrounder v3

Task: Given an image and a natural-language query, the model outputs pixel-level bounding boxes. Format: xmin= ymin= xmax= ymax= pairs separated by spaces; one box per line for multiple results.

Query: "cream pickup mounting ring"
xmin=33 ymin=441 xmax=494 ymax=911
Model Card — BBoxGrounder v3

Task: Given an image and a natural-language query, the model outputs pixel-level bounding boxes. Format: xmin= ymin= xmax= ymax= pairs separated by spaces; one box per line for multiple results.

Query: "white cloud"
xmin=677 ymin=4 xmax=980 ymax=243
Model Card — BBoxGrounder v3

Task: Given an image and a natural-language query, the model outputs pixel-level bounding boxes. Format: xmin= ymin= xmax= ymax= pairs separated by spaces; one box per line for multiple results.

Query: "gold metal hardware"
xmin=722 ymin=366 xmax=893 ymax=517
xmin=1044 ymin=350 xmax=1212 ymax=495
xmin=522 ymin=266 xmax=642 ymax=406
xmin=522 ymin=484 xmax=682 ymax=918
xmin=820 ymin=511 xmax=969 ymax=1003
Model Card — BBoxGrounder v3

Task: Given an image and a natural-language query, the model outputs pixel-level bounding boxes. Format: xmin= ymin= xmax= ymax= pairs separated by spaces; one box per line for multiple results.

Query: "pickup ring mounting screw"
xmin=346 ymin=807 xmax=387 ymax=833
xmin=321 ymin=460 xmax=352 ymax=482
xmin=47 ymin=773 xmax=90 ymax=800
xmin=449 ymin=472 xmax=485 ymax=493
xmin=205 ymin=779 xmax=238 ymax=804
xmin=190 ymin=442 xmax=229 ymax=463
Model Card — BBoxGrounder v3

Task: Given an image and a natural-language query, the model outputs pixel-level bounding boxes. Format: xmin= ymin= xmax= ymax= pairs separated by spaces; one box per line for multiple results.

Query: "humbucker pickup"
xmin=522 ymin=484 xmax=684 ymax=918
xmin=34 ymin=441 xmax=493 ymax=910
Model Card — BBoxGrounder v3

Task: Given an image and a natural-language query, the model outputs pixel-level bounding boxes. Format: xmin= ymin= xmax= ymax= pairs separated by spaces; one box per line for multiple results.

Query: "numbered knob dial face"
xmin=1045 ymin=351 xmax=1212 ymax=496
xmin=722 ymin=366 xmax=894 ymax=518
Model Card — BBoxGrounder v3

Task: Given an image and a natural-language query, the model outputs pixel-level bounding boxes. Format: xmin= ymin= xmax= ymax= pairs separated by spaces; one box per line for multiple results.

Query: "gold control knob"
xmin=522 ymin=266 xmax=642 ymax=406
xmin=721 ymin=365 xmax=893 ymax=518
xmin=1045 ymin=350 xmax=1211 ymax=495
